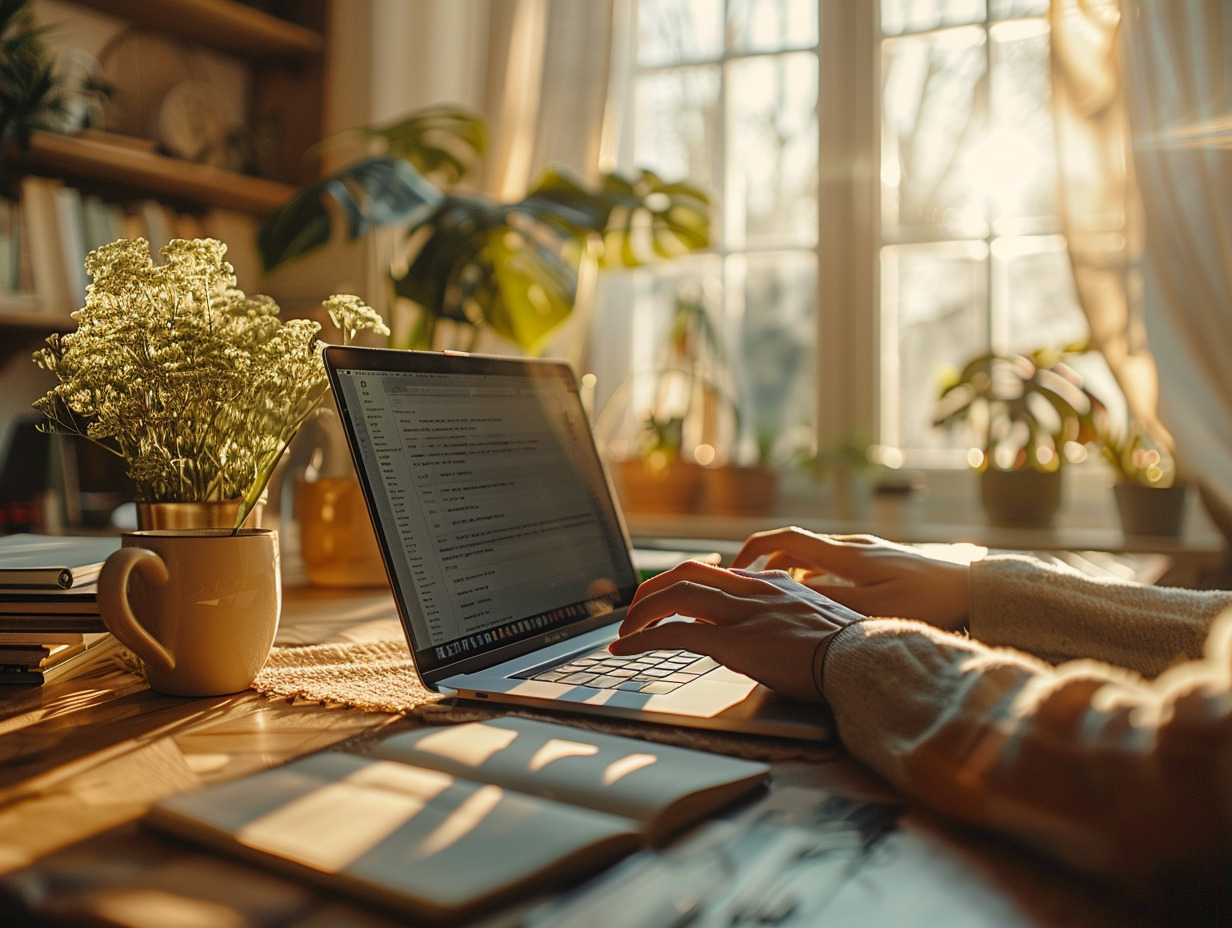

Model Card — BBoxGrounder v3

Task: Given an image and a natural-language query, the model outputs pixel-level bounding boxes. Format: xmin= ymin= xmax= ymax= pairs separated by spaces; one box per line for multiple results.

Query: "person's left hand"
xmin=608 ymin=559 xmax=866 ymax=703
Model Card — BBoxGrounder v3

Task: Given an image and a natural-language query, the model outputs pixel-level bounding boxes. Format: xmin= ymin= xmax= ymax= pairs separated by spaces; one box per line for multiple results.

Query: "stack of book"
xmin=0 ymin=534 xmax=123 ymax=685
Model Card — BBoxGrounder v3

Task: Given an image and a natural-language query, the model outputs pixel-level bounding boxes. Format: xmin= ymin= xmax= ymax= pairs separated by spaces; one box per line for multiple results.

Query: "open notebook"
xmin=147 ymin=716 xmax=769 ymax=922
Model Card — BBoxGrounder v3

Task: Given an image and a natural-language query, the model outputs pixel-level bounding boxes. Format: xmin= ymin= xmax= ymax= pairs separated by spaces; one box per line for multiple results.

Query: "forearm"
xmin=968 ymin=555 xmax=1232 ymax=676
xmin=822 ymin=617 xmax=1232 ymax=899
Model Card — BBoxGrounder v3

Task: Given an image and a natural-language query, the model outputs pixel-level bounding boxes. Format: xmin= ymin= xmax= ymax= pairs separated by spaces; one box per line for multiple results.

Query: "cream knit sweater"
xmin=822 ymin=554 xmax=1232 ymax=900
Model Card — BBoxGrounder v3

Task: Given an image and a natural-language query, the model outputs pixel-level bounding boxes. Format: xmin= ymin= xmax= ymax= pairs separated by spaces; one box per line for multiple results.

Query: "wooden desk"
xmin=0 ymin=585 xmax=1149 ymax=927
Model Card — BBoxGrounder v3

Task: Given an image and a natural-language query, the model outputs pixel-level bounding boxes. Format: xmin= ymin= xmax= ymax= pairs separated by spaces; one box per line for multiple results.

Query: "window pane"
xmin=881 ymin=242 xmax=988 ymax=453
xmin=882 ymin=0 xmax=986 ymax=36
xmin=731 ymin=251 xmax=817 ymax=461
xmin=633 ymin=67 xmax=721 ymax=193
xmin=882 ymin=28 xmax=988 ymax=238
xmin=637 ymin=0 xmax=723 ymax=67
xmin=989 ymin=0 xmax=1049 ymax=18
xmin=987 ymin=19 xmax=1057 ymax=226
xmin=728 ymin=0 xmax=817 ymax=52
xmin=591 ymin=257 xmax=726 ymax=462
xmin=727 ymin=53 xmax=818 ymax=248
xmin=995 ymin=235 xmax=1085 ymax=352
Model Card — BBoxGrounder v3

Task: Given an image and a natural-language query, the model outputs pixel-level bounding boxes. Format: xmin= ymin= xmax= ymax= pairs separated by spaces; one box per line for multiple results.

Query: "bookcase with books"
xmin=0 ymin=0 xmax=333 ymax=526
xmin=0 ymin=0 xmax=331 ymax=355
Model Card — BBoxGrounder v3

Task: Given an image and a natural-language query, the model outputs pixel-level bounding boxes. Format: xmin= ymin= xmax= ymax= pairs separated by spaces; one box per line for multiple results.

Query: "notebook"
xmin=323 ymin=346 xmax=828 ymax=740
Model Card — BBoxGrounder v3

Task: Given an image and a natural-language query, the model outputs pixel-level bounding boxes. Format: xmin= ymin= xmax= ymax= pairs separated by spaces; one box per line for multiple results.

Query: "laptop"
xmin=323 ymin=345 xmax=829 ymax=740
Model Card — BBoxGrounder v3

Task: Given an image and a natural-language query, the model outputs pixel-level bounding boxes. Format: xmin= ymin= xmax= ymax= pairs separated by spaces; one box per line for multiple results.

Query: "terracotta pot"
xmin=979 ymin=467 xmax=1062 ymax=528
xmin=295 ymin=474 xmax=387 ymax=587
xmin=136 ymin=500 xmax=263 ymax=530
xmin=613 ymin=459 xmax=704 ymax=514
xmin=704 ymin=465 xmax=778 ymax=516
xmin=1114 ymin=482 xmax=1187 ymax=537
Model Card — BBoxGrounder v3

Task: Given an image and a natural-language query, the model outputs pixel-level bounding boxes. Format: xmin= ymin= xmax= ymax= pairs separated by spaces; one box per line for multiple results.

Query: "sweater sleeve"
xmin=821 ymin=614 xmax=1232 ymax=901
xmin=967 ymin=554 xmax=1232 ymax=677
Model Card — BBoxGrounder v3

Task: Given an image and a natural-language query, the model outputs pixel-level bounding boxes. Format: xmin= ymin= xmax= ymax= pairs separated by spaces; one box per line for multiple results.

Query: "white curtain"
xmin=1053 ymin=0 xmax=1232 ymax=541
xmin=1121 ymin=0 xmax=1232 ymax=539
xmin=463 ymin=0 xmax=616 ymax=362
xmin=480 ymin=0 xmax=615 ymax=197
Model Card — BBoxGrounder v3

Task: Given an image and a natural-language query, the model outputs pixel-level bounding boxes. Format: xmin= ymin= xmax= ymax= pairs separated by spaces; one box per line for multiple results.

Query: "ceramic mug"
xmin=98 ymin=529 xmax=281 ymax=696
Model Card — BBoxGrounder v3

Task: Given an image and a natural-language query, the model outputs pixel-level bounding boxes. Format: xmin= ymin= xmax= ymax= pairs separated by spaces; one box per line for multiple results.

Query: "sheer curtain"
xmin=1052 ymin=0 xmax=1232 ymax=541
xmin=362 ymin=0 xmax=614 ymax=357
xmin=473 ymin=0 xmax=615 ymax=362
xmin=481 ymin=0 xmax=614 ymax=197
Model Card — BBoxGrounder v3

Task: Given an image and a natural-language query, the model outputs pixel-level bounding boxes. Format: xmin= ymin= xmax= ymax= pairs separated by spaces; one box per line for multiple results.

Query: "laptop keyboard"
xmin=515 ymin=648 xmax=722 ymax=695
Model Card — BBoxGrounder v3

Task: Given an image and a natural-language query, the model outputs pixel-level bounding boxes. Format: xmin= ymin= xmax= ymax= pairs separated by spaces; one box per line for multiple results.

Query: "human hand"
xmin=608 ymin=559 xmax=865 ymax=703
xmin=731 ymin=527 xmax=971 ymax=631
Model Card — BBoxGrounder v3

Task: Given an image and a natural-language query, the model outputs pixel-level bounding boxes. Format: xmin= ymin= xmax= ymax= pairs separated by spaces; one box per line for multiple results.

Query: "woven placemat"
xmin=252 ymin=638 xmax=441 ymax=714
xmin=251 ymin=638 xmax=835 ymax=762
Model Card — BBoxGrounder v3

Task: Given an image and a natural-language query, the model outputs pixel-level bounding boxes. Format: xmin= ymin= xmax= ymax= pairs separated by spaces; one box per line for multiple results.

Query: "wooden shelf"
xmin=68 ymin=0 xmax=325 ymax=60
xmin=0 ymin=308 xmax=73 ymax=365
xmin=0 ymin=305 xmax=74 ymax=330
xmin=13 ymin=131 xmax=297 ymax=214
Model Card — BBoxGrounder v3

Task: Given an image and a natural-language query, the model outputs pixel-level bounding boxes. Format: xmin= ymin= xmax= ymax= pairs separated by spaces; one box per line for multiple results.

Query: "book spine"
xmin=0 ymin=568 xmax=74 ymax=589
xmin=19 ymin=176 xmax=73 ymax=316
xmin=54 ymin=185 xmax=89 ymax=306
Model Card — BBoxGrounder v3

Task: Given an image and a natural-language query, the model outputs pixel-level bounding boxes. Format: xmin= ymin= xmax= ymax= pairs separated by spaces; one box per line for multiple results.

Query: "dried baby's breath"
xmin=34 ymin=237 xmax=385 ymax=530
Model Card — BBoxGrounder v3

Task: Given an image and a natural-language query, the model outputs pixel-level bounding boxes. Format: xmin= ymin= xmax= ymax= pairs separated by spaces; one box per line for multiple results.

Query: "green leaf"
xmin=485 ymin=229 xmax=577 ymax=354
xmin=522 ymin=166 xmax=711 ymax=267
xmin=323 ymin=105 xmax=487 ymax=187
xmin=258 ymin=157 xmax=442 ymax=271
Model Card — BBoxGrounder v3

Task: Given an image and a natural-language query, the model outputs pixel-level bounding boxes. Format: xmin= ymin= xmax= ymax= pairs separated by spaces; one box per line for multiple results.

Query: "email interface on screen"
xmin=332 ymin=364 xmax=638 ymax=675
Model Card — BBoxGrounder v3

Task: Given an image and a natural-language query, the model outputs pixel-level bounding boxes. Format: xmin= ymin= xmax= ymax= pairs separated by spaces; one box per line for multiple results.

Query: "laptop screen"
xmin=324 ymin=347 xmax=640 ymax=681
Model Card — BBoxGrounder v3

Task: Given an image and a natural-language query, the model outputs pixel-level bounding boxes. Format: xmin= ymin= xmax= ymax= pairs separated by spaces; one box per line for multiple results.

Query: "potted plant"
xmin=933 ymin=346 xmax=1106 ymax=527
xmin=598 ymin=286 xmax=741 ymax=515
xmin=1097 ymin=419 xmax=1187 ymax=537
xmin=0 ymin=0 xmax=109 ymax=170
xmin=256 ymin=105 xmax=710 ymax=356
xmin=257 ymin=107 xmax=708 ymax=569
xmin=32 ymin=237 xmax=387 ymax=532
xmin=798 ymin=438 xmax=880 ymax=521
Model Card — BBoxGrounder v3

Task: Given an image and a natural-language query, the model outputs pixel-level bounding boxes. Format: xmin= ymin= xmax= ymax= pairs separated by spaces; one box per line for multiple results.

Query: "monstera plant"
xmin=933 ymin=345 xmax=1107 ymax=526
xmin=258 ymin=105 xmax=710 ymax=355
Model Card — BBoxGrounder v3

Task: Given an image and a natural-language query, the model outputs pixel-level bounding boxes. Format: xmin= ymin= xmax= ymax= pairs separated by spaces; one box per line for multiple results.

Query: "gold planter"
xmin=136 ymin=500 xmax=263 ymax=530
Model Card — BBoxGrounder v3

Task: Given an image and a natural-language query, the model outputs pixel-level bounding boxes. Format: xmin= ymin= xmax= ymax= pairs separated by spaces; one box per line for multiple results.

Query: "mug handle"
xmin=97 ymin=547 xmax=176 ymax=672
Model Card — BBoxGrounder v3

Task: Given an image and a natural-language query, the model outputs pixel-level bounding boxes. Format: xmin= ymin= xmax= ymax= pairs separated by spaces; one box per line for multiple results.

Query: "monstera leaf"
xmin=526 ymin=167 xmax=711 ymax=267
xmin=934 ymin=347 xmax=1108 ymax=472
xmin=319 ymin=104 xmax=487 ymax=187
xmin=258 ymin=157 xmax=443 ymax=270
xmin=390 ymin=192 xmax=581 ymax=353
xmin=258 ymin=106 xmax=710 ymax=354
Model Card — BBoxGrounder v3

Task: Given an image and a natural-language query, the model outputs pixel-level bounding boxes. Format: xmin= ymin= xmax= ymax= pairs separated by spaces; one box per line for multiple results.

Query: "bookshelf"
xmin=8 ymin=131 xmax=297 ymax=215
xmin=0 ymin=0 xmax=329 ymax=334
xmin=0 ymin=0 xmax=333 ymax=522
xmin=67 ymin=0 xmax=326 ymax=59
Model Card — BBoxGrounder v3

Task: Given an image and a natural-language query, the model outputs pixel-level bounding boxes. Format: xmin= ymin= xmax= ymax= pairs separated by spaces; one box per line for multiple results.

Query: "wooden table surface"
xmin=0 ymin=583 xmax=1149 ymax=928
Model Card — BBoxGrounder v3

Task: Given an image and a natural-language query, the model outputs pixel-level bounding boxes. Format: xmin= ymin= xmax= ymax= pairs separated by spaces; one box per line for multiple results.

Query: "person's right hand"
xmin=610 ymin=559 xmax=864 ymax=703
xmin=731 ymin=527 xmax=971 ymax=631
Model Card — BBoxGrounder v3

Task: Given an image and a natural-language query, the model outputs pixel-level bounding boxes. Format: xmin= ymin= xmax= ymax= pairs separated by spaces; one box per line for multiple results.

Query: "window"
xmin=596 ymin=0 xmax=1115 ymax=472
xmin=592 ymin=0 xmax=819 ymax=468
xmin=879 ymin=0 xmax=1118 ymax=465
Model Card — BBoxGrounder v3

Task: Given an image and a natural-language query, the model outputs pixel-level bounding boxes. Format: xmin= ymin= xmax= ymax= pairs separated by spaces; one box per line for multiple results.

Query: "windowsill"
xmin=622 ymin=465 xmax=1227 ymax=560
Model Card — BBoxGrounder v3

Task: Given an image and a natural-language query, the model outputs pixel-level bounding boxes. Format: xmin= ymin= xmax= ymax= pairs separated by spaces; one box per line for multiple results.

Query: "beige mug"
xmin=98 ymin=529 xmax=281 ymax=696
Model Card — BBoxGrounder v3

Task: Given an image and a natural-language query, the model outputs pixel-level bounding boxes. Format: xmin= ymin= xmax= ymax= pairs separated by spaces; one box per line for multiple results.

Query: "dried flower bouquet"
xmin=33 ymin=237 xmax=387 ymax=530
